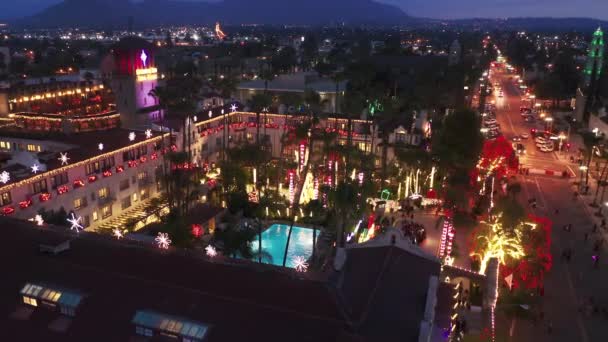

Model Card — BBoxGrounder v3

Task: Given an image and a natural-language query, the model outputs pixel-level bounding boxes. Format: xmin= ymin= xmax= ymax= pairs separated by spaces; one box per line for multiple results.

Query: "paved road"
xmin=491 ymin=71 xmax=608 ymax=342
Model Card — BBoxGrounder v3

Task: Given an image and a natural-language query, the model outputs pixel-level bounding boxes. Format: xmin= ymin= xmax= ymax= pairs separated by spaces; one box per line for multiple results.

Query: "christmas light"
xmin=0 ymin=171 xmax=10 ymax=184
xmin=289 ymin=170 xmax=295 ymax=207
xmin=32 ymin=214 xmax=44 ymax=226
xmin=31 ymin=164 xmax=39 ymax=174
xmin=113 ymin=228 xmax=124 ymax=239
xmin=98 ymin=143 xmax=104 ymax=151
xmin=67 ymin=213 xmax=84 ymax=232
xmin=293 ymin=256 xmax=309 ymax=272
xmin=58 ymin=152 xmax=70 ymax=165
xmin=206 ymin=245 xmax=218 ymax=257
xmin=470 ymin=215 xmax=525 ymax=274
xmin=145 ymin=129 xmax=152 ymax=139
xmin=230 ymin=104 xmax=237 ymax=112
xmin=129 ymin=132 xmax=136 ymax=141
xmin=155 ymin=232 xmax=171 ymax=249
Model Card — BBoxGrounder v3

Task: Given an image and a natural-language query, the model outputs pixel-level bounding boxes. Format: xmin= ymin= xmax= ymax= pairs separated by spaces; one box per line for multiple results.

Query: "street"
xmin=492 ymin=71 xmax=608 ymax=342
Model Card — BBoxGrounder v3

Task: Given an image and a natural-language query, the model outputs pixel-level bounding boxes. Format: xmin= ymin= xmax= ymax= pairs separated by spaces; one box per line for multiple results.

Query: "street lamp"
xmin=579 ymin=165 xmax=588 ymax=191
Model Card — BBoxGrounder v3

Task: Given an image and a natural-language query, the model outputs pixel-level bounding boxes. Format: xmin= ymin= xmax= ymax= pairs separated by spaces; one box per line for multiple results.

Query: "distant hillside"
xmin=15 ymin=0 xmax=410 ymax=28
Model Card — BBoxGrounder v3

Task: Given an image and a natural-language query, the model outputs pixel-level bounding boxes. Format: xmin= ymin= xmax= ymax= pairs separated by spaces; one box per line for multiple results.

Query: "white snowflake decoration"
xmin=30 ymin=215 xmax=44 ymax=226
xmin=145 ymin=129 xmax=152 ymax=139
xmin=113 ymin=228 xmax=124 ymax=239
xmin=193 ymin=115 xmax=198 ymax=122
xmin=98 ymin=143 xmax=104 ymax=151
xmin=230 ymin=104 xmax=237 ymax=112
xmin=293 ymin=256 xmax=309 ymax=273
xmin=67 ymin=213 xmax=84 ymax=232
xmin=31 ymin=164 xmax=39 ymax=174
xmin=58 ymin=152 xmax=70 ymax=165
xmin=0 ymin=171 xmax=10 ymax=184
xmin=205 ymin=245 xmax=218 ymax=257
xmin=129 ymin=132 xmax=136 ymax=141
xmin=208 ymin=110 xmax=213 ymax=118
xmin=262 ymin=107 xmax=269 ymax=113
xmin=155 ymin=232 xmax=171 ymax=249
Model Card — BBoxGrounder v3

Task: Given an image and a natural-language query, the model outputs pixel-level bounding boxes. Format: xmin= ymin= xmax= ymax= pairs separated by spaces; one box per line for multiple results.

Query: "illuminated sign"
xmin=136 ymin=67 xmax=158 ymax=82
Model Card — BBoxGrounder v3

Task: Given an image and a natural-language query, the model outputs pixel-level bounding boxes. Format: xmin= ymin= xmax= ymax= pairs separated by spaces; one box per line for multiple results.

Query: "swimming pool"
xmin=251 ymin=224 xmax=317 ymax=268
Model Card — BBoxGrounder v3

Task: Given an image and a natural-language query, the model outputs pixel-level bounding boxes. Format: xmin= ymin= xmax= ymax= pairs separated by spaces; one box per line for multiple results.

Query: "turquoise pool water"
xmin=251 ymin=224 xmax=316 ymax=268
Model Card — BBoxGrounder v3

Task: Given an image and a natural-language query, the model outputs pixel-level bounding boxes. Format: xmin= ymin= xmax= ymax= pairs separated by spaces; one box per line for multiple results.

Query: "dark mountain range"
xmin=442 ymin=17 xmax=608 ymax=32
xmin=14 ymin=0 xmax=410 ymax=28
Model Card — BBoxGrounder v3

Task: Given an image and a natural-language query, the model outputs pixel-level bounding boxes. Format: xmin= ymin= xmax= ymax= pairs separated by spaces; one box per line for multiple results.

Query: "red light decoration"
xmin=19 ymin=199 xmax=32 ymax=209
xmin=191 ymin=224 xmax=203 ymax=238
xmin=57 ymin=185 xmax=69 ymax=195
xmin=150 ymin=153 xmax=158 ymax=160
xmin=116 ymin=165 xmax=124 ymax=173
xmin=139 ymin=155 xmax=147 ymax=163
xmin=73 ymin=179 xmax=85 ymax=188
xmin=88 ymin=175 xmax=97 ymax=183
xmin=170 ymin=144 xmax=177 ymax=152
xmin=2 ymin=206 xmax=15 ymax=215
xmin=128 ymin=160 xmax=138 ymax=168
xmin=439 ymin=217 xmax=455 ymax=258
xmin=103 ymin=170 xmax=112 ymax=177
xmin=39 ymin=193 xmax=51 ymax=202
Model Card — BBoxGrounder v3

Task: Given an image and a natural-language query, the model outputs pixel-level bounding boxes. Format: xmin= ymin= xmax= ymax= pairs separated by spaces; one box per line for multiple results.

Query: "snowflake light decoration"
xmin=193 ymin=115 xmax=198 ymax=122
xmin=145 ymin=129 xmax=152 ymax=139
xmin=155 ymin=232 xmax=172 ymax=249
xmin=230 ymin=104 xmax=237 ymax=112
xmin=113 ymin=228 xmax=124 ymax=239
xmin=293 ymin=256 xmax=309 ymax=273
xmin=98 ymin=143 xmax=104 ymax=151
xmin=140 ymin=50 xmax=148 ymax=67
xmin=58 ymin=152 xmax=70 ymax=165
xmin=129 ymin=132 xmax=136 ymax=141
xmin=67 ymin=213 xmax=84 ymax=232
xmin=31 ymin=164 xmax=39 ymax=174
xmin=208 ymin=110 xmax=213 ymax=118
xmin=0 ymin=171 xmax=10 ymax=184
xmin=205 ymin=245 xmax=218 ymax=257
xmin=31 ymin=214 xmax=44 ymax=226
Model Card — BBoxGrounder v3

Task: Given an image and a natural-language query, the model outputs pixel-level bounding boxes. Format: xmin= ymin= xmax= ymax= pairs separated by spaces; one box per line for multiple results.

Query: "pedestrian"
xmin=585 ymin=232 xmax=589 ymax=241
xmin=555 ymin=208 xmax=559 ymax=215
xmin=593 ymin=224 xmax=598 ymax=233
xmin=547 ymin=321 xmax=553 ymax=334
xmin=593 ymin=255 xmax=600 ymax=269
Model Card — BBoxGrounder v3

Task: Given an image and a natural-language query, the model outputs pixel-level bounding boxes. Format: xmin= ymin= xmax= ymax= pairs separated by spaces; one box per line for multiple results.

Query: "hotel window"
xmin=121 ymin=196 xmax=131 ymax=210
xmin=119 ymin=179 xmax=130 ymax=191
xmin=73 ymin=197 xmax=87 ymax=210
xmin=32 ymin=179 xmax=48 ymax=194
xmin=98 ymin=187 xmax=109 ymax=199
xmin=82 ymin=215 xmax=90 ymax=228
xmin=101 ymin=156 xmax=115 ymax=171
xmin=395 ymin=132 xmax=407 ymax=143
xmin=85 ymin=161 xmax=101 ymax=175
xmin=135 ymin=326 xmax=153 ymax=337
xmin=23 ymin=296 xmax=37 ymax=307
xmin=101 ymin=205 xmax=112 ymax=219
xmin=26 ymin=144 xmax=41 ymax=152
xmin=137 ymin=171 xmax=148 ymax=181
xmin=0 ymin=191 xmax=11 ymax=206
xmin=92 ymin=211 xmax=98 ymax=222
xmin=51 ymin=172 xmax=69 ymax=189
xmin=0 ymin=141 xmax=11 ymax=150
xmin=140 ymin=188 xmax=150 ymax=200
xmin=358 ymin=142 xmax=371 ymax=153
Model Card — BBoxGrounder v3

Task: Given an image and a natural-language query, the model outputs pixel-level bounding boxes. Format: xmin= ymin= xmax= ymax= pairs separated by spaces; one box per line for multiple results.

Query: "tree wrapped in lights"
xmin=470 ymin=214 xmax=525 ymax=274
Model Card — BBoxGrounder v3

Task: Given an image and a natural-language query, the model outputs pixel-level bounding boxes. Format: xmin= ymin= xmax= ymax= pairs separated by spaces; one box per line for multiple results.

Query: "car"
xmin=521 ymin=133 xmax=530 ymax=139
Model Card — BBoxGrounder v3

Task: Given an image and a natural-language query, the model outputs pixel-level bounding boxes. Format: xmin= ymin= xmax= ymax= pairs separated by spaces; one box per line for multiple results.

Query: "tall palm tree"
xmin=249 ymin=93 xmax=272 ymax=145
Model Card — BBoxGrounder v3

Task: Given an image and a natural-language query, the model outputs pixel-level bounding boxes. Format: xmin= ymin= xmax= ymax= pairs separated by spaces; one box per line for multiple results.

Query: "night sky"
xmin=1 ymin=0 xmax=608 ymax=21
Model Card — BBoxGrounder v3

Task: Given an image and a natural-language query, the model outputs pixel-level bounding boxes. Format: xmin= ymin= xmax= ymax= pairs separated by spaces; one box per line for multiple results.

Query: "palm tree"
xmin=581 ymin=131 xmax=602 ymax=192
xmin=248 ymin=93 xmax=272 ymax=145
